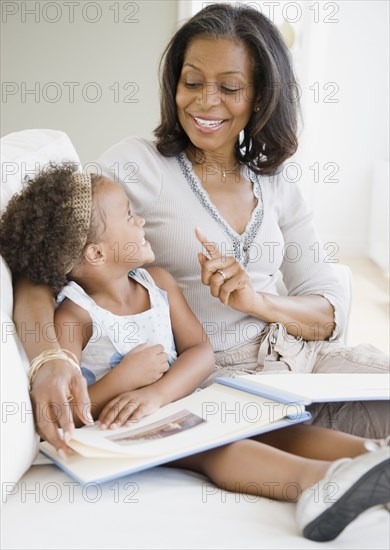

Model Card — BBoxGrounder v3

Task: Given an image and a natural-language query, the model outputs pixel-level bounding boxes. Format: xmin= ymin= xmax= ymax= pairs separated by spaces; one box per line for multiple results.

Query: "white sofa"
xmin=1 ymin=129 xmax=388 ymax=550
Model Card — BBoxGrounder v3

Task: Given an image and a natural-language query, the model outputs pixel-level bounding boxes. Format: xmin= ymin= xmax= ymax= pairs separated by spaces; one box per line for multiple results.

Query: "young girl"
xmin=1 ymin=163 xmax=214 ymax=429
xmin=1 ymin=164 xmax=388 ymax=543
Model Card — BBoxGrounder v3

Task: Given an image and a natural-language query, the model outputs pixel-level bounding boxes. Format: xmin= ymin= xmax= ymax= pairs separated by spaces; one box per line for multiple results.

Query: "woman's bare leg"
xmin=253 ymin=424 xmax=373 ymax=460
xmin=169 ymin=434 xmax=390 ymax=541
xmin=170 ymin=439 xmax=330 ymax=502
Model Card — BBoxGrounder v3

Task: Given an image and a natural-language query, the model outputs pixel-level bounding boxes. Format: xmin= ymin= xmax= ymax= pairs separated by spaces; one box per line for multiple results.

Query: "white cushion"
xmin=1 ymin=129 xmax=80 ymax=213
xmin=0 ymin=129 xmax=81 ymax=484
xmin=0 ymin=311 xmax=39 ymax=485
xmin=1 ymin=256 xmax=13 ymax=319
xmin=3 ymin=464 xmax=389 ymax=549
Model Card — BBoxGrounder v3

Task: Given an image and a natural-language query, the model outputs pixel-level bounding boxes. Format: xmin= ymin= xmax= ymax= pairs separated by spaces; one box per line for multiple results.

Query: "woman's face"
xmin=176 ymin=37 xmax=256 ymax=158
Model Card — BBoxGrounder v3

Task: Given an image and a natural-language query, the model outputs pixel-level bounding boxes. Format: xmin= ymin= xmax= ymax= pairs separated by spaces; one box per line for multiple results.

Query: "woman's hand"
xmin=98 ymin=386 xmax=162 ymax=430
xmin=195 ymin=228 xmax=336 ymax=340
xmin=195 ymin=228 xmax=259 ymax=315
xmin=30 ymin=360 xmax=93 ymax=456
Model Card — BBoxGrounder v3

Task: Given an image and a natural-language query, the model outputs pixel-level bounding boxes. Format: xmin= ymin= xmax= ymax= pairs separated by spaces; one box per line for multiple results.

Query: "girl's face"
xmin=97 ymin=179 xmax=155 ymax=268
xmin=175 ymin=37 xmax=256 ymax=158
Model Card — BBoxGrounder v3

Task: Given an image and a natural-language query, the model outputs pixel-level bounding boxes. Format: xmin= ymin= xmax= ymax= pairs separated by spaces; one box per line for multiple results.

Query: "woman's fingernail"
xmin=63 ymin=431 xmax=72 ymax=444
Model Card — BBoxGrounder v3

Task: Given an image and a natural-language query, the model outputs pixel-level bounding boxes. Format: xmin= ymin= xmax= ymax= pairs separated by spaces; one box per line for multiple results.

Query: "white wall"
xmin=1 ymin=0 xmax=178 ymax=163
xmin=294 ymin=0 xmax=389 ymax=260
xmin=2 ymin=0 xmax=389 ymax=262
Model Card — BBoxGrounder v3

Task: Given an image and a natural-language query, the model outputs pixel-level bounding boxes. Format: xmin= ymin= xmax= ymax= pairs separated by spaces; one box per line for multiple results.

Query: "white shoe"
xmin=296 ymin=447 xmax=390 ymax=542
xmin=365 ymin=435 xmax=390 ymax=511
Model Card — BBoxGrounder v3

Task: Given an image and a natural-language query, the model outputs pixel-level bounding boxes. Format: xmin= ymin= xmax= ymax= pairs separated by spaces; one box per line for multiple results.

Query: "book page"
xmin=231 ymin=373 xmax=390 ymax=403
xmin=68 ymin=383 xmax=305 ymax=458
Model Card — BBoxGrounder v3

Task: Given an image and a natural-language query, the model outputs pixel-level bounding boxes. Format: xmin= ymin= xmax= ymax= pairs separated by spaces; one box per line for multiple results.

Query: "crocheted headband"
xmin=64 ymin=172 xmax=92 ymax=274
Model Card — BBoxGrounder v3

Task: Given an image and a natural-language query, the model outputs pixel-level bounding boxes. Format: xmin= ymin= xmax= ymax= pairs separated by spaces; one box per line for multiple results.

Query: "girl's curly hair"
xmin=0 ymin=163 xmax=104 ymax=293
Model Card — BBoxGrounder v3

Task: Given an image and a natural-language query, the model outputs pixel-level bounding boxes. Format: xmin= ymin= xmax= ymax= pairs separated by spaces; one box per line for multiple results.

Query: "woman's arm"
xmin=195 ymin=229 xmax=335 ymax=341
xmin=241 ymin=293 xmax=334 ymax=341
xmin=98 ymin=266 xmax=215 ymax=428
xmin=13 ymin=277 xmax=93 ymax=454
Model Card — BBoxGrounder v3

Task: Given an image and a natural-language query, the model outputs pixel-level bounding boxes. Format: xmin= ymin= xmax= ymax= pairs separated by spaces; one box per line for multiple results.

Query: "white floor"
xmin=340 ymin=257 xmax=389 ymax=354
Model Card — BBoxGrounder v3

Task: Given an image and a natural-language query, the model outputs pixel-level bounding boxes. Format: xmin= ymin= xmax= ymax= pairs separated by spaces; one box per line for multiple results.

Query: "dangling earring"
xmin=238 ymin=129 xmax=244 ymax=148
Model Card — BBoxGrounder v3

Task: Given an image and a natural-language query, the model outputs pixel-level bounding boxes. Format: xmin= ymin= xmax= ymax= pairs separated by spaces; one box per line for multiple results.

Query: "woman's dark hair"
xmin=154 ymin=2 xmax=299 ymax=175
xmin=0 ymin=164 xmax=104 ymax=293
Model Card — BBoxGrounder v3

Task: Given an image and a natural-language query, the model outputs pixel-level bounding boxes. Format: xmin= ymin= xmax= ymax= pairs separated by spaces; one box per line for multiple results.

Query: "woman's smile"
xmin=191 ymin=114 xmax=228 ymax=133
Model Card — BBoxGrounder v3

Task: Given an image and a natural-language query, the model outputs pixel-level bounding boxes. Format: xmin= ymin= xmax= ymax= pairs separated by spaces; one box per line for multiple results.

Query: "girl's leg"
xmin=253 ymin=423 xmax=372 ymax=460
xmin=171 ymin=439 xmax=330 ymax=502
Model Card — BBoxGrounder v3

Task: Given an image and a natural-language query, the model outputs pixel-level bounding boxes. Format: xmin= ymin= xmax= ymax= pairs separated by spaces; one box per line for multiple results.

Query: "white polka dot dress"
xmin=57 ymin=269 xmax=177 ymax=385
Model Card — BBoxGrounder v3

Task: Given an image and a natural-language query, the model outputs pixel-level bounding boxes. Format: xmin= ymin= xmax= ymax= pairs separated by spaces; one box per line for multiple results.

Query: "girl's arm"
xmin=98 ymin=267 xmax=215 ymax=428
xmin=146 ymin=266 xmax=215 ymax=401
xmin=54 ymin=300 xmax=171 ymax=424
xmin=13 ymin=277 xmax=93 ymax=454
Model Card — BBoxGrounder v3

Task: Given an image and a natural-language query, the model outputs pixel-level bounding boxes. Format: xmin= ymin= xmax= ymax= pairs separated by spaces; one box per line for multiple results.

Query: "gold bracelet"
xmin=28 ymin=349 xmax=81 ymax=391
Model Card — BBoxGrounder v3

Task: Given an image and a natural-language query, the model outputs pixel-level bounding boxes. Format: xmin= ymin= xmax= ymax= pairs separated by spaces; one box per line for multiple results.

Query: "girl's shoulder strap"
xmin=128 ymin=268 xmax=159 ymax=289
xmin=57 ymin=281 xmax=96 ymax=313
xmin=129 ymin=268 xmax=170 ymax=307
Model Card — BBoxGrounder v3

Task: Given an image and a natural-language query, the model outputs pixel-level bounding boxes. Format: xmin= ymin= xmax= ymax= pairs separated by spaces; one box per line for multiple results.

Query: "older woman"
xmin=13 ymin=3 xmax=388 ymax=453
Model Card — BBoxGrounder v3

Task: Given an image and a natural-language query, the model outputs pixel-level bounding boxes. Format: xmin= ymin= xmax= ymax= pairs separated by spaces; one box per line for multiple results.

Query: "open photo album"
xmin=39 ymin=373 xmax=389 ymax=484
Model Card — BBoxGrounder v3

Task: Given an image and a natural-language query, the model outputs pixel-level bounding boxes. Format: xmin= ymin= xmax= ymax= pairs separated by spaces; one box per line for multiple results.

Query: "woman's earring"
xmin=255 ymin=106 xmax=260 ymax=112
xmin=238 ymin=129 xmax=245 ymax=147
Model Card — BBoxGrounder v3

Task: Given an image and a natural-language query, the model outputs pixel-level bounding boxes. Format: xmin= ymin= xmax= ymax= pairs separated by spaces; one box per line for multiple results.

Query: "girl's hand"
xmin=115 ymin=342 xmax=170 ymax=389
xmin=98 ymin=387 xmax=162 ymax=430
xmin=195 ymin=228 xmax=258 ymax=314
xmin=30 ymin=360 xmax=93 ymax=456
